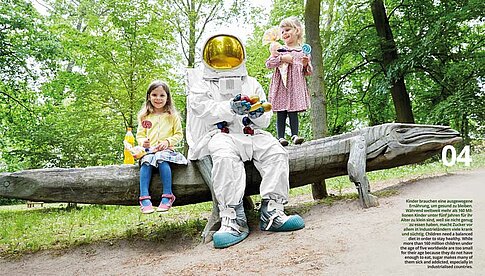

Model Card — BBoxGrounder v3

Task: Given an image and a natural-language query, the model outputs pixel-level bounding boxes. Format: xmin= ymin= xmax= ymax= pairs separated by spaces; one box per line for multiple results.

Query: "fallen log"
xmin=0 ymin=123 xmax=461 ymax=206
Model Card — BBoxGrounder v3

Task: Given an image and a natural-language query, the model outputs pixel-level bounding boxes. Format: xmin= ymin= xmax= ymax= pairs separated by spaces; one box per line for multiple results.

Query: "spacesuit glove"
xmin=230 ymin=97 xmax=251 ymax=115
xmin=248 ymin=107 xmax=264 ymax=119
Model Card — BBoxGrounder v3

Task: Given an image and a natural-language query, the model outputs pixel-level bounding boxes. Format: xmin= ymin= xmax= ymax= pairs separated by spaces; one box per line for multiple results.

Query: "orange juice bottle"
xmin=123 ymin=127 xmax=135 ymax=164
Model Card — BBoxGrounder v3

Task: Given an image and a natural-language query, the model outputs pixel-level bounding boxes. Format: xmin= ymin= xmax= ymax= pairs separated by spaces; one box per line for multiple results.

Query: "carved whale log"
xmin=0 ymin=123 xmax=461 ymax=206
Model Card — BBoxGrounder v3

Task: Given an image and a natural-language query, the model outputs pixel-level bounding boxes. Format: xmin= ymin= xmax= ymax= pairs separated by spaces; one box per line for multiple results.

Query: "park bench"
xmin=26 ymin=201 xmax=44 ymax=208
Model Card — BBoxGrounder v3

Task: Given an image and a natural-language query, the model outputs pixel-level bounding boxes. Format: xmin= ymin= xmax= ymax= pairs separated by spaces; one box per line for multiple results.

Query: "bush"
xmin=0 ymin=197 xmax=25 ymax=206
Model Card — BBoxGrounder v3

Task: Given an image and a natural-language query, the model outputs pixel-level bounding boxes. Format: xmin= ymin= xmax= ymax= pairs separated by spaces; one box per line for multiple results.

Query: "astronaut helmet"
xmin=201 ymin=33 xmax=248 ymax=79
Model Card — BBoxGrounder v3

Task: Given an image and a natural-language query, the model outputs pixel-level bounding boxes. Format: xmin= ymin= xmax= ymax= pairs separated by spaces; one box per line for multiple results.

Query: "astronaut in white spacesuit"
xmin=187 ymin=34 xmax=304 ymax=249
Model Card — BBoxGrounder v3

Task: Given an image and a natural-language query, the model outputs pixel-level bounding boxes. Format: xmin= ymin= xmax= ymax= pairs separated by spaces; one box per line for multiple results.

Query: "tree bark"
xmin=188 ymin=0 xmax=196 ymax=68
xmin=371 ymin=0 xmax=415 ymax=123
xmin=305 ymin=0 xmax=328 ymax=199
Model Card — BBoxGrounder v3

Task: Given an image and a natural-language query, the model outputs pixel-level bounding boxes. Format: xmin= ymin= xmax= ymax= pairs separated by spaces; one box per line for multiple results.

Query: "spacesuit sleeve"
xmin=248 ymin=78 xmax=272 ymax=129
xmin=188 ymin=80 xmax=236 ymax=125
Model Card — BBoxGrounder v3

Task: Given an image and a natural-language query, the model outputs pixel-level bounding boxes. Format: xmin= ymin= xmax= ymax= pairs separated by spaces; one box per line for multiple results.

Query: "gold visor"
xmin=203 ymin=35 xmax=244 ymax=70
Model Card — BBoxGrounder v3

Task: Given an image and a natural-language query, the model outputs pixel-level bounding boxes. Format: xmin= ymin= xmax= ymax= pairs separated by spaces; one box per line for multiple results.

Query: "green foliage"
xmin=1 ymin=0 xmax=484 ymax=171
xmin=49 ymin=0 xmax=179 ymax=128
xmin=269 ymin=0 xmax=304 ymax=25
xmin=323 ymin=0 xmax=393 ymax=133
xmin=323 ymin=0 xmax=484 ymax=137
xmin=1 ymin=0 xmax=186 ymax=170
xmin=393 ymin=0 xmax=485 ymax=139
xmin=0 ymin=0 xmax=60 ymax=82
xmin=1 ymin=0 xmax=62 ymax=171
xmin=0 ymin=198 xmax=25 ymax=206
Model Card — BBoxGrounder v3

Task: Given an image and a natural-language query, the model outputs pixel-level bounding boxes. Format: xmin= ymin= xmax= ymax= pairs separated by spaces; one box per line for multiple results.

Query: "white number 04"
xmin=441 ymin=145 xmax=472 ymax=167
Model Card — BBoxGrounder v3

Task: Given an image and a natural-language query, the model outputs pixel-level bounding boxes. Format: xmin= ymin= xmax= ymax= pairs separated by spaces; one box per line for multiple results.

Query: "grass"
xmin=1 ymin=151 xmax=484 ymax=257
xmin=0 ymin=202 xmax=210 ymax=256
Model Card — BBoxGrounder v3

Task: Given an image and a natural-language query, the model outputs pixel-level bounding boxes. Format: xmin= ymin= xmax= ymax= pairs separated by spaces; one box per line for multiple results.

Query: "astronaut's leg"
xmin=208 ymin=134 xmax=249 ymax=248
xmin=208 ymin=134 xmax=246 ymax=206
xmin=252 ymin=135 xmax=305 ymax=232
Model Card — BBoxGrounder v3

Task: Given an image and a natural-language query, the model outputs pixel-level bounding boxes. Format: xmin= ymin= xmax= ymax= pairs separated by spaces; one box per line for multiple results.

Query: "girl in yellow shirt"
xmin=136 ymin=80 xmax=187 ymax=214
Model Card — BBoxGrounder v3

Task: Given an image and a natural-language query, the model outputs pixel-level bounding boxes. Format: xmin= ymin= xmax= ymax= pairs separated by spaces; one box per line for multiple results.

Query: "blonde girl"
xmin=265 ymin=16 xmax=312 ymax=146
xmin=136 ymin=80 xmax=187 ymax=214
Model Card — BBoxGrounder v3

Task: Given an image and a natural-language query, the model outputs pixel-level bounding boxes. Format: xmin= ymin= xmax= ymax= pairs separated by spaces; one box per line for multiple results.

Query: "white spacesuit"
xmin=187 ymin=34 xmax=304 ymax=249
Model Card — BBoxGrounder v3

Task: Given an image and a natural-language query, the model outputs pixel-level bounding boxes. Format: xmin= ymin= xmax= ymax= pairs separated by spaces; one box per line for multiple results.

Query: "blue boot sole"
xmin=260 ymin=215 xmax=305 ymax=232
xmin=213 ymin=231 xmax=249 ymax=249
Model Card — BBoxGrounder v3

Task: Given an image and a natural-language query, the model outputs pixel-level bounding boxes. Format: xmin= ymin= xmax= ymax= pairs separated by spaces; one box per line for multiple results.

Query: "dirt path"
xmin=2 ymin=168 xmax=484 ymax=276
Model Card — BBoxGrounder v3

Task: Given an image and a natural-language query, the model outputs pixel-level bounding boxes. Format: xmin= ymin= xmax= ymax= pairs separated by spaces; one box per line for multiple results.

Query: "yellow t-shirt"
xmin=136 ymin=112 xmax=183 ymax=148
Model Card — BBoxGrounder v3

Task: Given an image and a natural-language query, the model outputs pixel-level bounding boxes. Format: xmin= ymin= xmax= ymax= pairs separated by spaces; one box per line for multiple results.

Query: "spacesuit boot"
xmin=213 ymin=202 xmax=249 ymax=249
xmin=260 ymin=199 xmax=305 ymax=232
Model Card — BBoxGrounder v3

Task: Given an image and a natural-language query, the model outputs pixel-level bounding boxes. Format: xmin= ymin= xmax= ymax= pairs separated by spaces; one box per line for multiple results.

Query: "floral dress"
xmin=265 ymin=47 xmax=312 ymax=112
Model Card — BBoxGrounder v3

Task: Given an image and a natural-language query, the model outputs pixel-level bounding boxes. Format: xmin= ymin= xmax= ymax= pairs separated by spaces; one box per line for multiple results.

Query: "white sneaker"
xmin=291 ymin=135 xmax=304 ymax=145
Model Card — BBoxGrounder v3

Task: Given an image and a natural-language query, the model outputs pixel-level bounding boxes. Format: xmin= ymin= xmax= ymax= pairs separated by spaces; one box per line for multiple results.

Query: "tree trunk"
xmin=370 ymin=0 xmax=415 ymax=123
xmin=461 ymin=112 xmax=470 ymax=144
xmin=305 ymin=0 xmax=328 ymax=199
xmin=188 ymin=0 xmax=196 ymax=68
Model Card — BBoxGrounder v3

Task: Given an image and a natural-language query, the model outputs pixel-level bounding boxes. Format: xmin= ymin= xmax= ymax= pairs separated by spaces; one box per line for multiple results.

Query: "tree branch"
xmin=387 ymin=0 xmax=405 ymax=20
xmin=413 ymin=65 xmax=451 ymax=92
xmin=331 ymin=59 xmax=377 ymax=88
xmin=331 ymin=24 xmax=374 ymax=72
xmin=195 ymin=2 xmax=222 ymax=44
xmin=0 ymin=90 xmax=35 ymax=114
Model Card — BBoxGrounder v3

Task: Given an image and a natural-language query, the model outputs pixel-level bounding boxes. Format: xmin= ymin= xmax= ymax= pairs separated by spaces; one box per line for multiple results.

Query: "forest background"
xmin=1 ymin=0 xmax=484 ymax=173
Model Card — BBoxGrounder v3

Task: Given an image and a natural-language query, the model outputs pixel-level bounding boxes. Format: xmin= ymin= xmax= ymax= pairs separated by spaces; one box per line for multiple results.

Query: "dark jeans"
xmin=276 ymin=111 xmax=299 ymax=139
